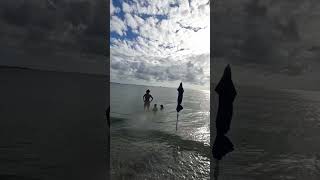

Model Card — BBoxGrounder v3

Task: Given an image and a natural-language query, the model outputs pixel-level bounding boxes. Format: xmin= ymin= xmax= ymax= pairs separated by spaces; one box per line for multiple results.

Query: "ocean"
xmin=1 ymin=68 xmax=319 ymax=179
xmin=110 ymin=83 xmax=211 ymax=179
xmin=0 ymin=68 xmax=108 ymax=180
xmin=211 ymin=85 xmax=320 ymax=180
xmin=111 ymin=82 xmax=320 ymax=180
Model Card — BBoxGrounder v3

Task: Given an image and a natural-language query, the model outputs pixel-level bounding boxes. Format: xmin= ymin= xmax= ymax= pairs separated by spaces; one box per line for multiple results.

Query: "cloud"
xmin=110 ymin=0 xmax=210 ymax=88
xmin=124 ymin=13 xmax=138 ymax=30
xmin=111 ymin=0 xmax=120 ymax=15
xmin=122 ymin=2 xmax=132 ymax=13
xmin=0 ymin=0 xmax=107 ymax=74
xmin=110 ymin=15 xmax=127 ymax=36
xmin=213 ymin=0 xmax=320 ymax=90
xmin=111 ymin=50 xmax=210 ymax=85
xmin=213 ymin=0 xmax=320 ymax=76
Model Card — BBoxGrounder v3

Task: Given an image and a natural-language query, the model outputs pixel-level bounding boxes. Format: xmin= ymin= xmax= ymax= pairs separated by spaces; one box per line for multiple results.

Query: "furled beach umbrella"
xmin=212 ymin=65 xmax=237 ymax=179
xmin=106 ymin=106 xmax=110 ymax=127
xmin=176 ymin=82 xmax=184 ymax=130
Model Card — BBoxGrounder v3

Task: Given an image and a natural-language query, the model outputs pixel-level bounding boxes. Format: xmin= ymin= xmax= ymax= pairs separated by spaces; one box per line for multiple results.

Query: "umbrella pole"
xmin=214 ymin=159 xmax=220 ymax=180
xmin=176 ymin=113 xmax=179 ymax=131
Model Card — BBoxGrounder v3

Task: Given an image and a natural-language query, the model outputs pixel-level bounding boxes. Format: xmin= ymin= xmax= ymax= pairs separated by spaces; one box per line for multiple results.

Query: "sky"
xmin=2 ymin=0 xmax=318 ymax=91
xmin=213 ymin=0 xmax=320 ymax=91
xmin=0 ymin=0 xmax=107 ymax=74
xmin=110 ymin=0 xmax=210 ymax=90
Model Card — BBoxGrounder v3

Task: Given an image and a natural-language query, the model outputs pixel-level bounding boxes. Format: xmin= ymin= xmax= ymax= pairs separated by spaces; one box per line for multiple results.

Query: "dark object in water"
xmin=160 ymin=104 xmax=164 ymax=110
xmin=213 ymin=64 xmax=237 ymax=159
xmin=212 ymin=135 xmax=234 ymax=160
xmin=176 ymin=82 xmax=184 ymax=130
xmin=106 ymin=106 xmax=110 ymax=127
xmin=176 ymin=83 xmax=184 ymax=112
xmin=176 ymin=105 xmax=183 ymax=112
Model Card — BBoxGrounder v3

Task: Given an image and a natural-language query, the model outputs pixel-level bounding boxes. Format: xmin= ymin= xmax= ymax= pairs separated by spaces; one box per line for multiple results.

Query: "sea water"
xmin=110 ymin=83 xmax=210 ymax=179
xmin=211 ymin=85 xmax=320 ymax=180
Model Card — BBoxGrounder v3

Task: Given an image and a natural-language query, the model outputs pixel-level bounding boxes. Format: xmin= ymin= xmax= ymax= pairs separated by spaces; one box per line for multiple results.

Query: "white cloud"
xmin=110 ymin=0 xmax=210 ymax=88
xmin=110 ymin=15 xmax=127 ymax=36
xmin=124 ymin=13 xmax=138 ymax=29
xmin=133 ymin=14 xmax=145 ymax=25
xmin=110 ymin=0 xmax=120 ymax=15
xmin=122 ymin=2 xmax=132 ymax=13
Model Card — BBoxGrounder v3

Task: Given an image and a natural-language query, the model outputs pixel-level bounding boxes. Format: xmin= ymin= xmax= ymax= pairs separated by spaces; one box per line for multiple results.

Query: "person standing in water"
xmin=143 ymin=89 xmax=153 ymax=111
xmin=160 ymin=105 xmax=164 ymax=110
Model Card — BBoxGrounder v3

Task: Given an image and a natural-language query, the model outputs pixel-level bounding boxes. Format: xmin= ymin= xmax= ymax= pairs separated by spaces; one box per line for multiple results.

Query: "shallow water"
xmin=211 ymin=86 xmax=320 ymax=180
xmin=0 ymin=68 xmax=108 ymax=180
xmin=110 ymin=83 xmax=210 ymax=179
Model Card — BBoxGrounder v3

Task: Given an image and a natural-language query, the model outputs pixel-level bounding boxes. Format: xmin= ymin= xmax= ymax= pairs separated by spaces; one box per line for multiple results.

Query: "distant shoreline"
xmin=110 ymin=81 xmax=177 ymax=90
xmin=110 ymin=81 xmax=211 ymax=92
xmin=0 ymin=65 xmax=107 ymax=78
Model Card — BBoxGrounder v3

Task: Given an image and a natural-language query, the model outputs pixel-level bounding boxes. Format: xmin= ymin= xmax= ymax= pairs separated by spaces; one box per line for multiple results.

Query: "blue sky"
xmin=110 ymin=0 xmax=210 ymax=89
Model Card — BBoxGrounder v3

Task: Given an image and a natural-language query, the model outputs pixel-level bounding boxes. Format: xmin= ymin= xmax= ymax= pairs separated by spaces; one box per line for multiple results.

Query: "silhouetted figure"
xmin=143 ymin=89 xmax=154 ymax=111
xmin=160 ymin=104 xmax=164 ymax=110
xmin=152 ymin=104 xmax=158 ymax=113
xmin=212 ymin=65 xmax=237 ymax=179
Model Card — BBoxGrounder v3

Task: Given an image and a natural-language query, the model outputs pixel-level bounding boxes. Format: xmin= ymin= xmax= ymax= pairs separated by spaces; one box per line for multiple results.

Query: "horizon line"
xmin=110 ymin=81 xmax=209 ymax=91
